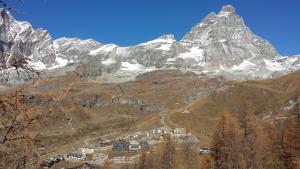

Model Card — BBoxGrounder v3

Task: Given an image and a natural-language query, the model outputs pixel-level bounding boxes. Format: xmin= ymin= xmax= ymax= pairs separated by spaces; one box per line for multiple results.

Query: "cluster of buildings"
xmin=67 ymin=162 xmax=98 ymax=169
xmin=110 ymin=126 xmax=193 ymax=153
xmin=65 ymin=151 xmax=86 ymax=161
xmin=41 ymin=126 xmax=197 ymax=168
xmin=65 ymin=147 xmax=95 ymax=161
xmin=112 ymin=139 xmax=143 ymax=152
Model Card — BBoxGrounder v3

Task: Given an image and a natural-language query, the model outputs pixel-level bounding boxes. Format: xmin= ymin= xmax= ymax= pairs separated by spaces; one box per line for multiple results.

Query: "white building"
xmin=173 ymin=128 xmax=191 ymax=137
xmin=129 ymin=140 xmax=141 ymax=152
xmin=65 ymin=152 xmax=86 ymax=161
xmin=79 ymin=147 xmax=95 ymax=154
xmin=198 ymin=147 xmax=213 ymax=154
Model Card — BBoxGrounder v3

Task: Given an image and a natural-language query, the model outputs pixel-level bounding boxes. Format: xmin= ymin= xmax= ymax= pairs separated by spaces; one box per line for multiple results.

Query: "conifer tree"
xmin=211 ymin=112 xmax=243 ymax=169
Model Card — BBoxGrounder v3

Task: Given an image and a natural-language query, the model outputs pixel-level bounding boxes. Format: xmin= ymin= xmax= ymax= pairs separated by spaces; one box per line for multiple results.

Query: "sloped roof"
xmin=67 ymin=162 xmax=98 ymax=169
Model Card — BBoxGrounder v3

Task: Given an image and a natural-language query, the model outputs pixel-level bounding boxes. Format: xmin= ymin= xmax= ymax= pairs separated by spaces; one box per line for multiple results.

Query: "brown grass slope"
xmin=171 ymin=70 xmax=300 ymax=145
xmin=18 ymin=69 xmax=300 ymax=154
xmin=24 ymin=70 xmax=222 ymax=154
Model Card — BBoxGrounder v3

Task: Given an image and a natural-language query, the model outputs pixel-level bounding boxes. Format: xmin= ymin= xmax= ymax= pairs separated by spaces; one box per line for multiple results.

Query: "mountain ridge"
xmin=0 ymin=5 xmax=300 ymax=85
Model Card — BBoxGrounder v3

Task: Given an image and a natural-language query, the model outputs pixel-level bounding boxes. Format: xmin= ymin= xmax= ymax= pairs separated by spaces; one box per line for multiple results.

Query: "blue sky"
xmin=7 ymin=0 xmax=300 ymax=55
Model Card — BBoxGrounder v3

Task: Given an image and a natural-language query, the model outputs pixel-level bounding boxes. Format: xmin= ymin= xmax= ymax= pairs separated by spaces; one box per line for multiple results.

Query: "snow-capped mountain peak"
xmin=1 ymin=5 xmax=300 ymax=85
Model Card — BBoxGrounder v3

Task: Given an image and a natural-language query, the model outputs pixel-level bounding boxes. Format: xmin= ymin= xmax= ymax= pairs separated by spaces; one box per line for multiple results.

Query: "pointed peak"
xmin=0 ymin=8 xmax=12 ymax=17
xmin=218 ymin=5 xmax=236 ymax=17
xmin=221 ymin=5 xmax=236 ymax=13
xmin=0 ymin=8 xmax=14 ymax=25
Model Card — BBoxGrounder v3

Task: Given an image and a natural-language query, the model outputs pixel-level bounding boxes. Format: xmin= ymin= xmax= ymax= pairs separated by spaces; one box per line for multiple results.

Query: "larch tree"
xmin=137 ymin=147 xmax=148 ymax=169
xmin=263 ymin=123 xmax=285 ymax=169
xmin=240 ymin=114 xmax=266 ymax=168
xmin=0 ymin=3 xmax=54 ymax=168
xmin=211 ymin=112 xmax=244 ymax=169
xmin=282 ymin=117 xmax=300 ymax=169
xmin=200 ymin=154 xmax=214 ymax=169
xmin=145 ymin=149 xmax=160 ymax=169
xmin=182 ymin=134 xmax=199 ymax=169
xmin=160 ymin=138 xmax=176 ymax=169
xmin=237 ymin=100 xmax=278 ymax=169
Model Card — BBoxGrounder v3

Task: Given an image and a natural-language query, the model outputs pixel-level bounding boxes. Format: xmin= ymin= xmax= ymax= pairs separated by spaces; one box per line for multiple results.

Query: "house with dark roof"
xmin=112 ymin=139 xmax=129 ymax=152
xmin=67 ymin=162 xmax=98 ymax=169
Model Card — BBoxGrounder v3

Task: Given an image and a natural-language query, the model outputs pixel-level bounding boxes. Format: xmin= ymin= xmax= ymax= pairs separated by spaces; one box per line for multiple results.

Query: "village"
xmin=41 ymin=126 xmax=211 ymax=168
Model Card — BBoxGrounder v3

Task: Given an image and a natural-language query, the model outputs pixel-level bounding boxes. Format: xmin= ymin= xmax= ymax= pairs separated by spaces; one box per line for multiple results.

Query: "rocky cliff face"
xmin=0 ymin=5 xmax=299 ymax=84
xmin=53 ymin=38 xmax=102 ymax=64
xmin=0 ymin=8 xmax=56 ymax=69
xmin=180 ymin=5 xmax=279 ymax=67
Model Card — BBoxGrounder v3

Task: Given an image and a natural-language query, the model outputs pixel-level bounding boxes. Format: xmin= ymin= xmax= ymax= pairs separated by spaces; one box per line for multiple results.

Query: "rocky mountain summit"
xmin=0 ymin=5 xmax=300 ymax=85
xmin=180 ymin=5 xmax=278 ymax=67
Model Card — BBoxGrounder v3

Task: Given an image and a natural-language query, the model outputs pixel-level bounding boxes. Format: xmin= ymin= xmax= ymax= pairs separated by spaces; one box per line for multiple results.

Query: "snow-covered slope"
xmin=0 ymin=5 xmax=300 ymax=84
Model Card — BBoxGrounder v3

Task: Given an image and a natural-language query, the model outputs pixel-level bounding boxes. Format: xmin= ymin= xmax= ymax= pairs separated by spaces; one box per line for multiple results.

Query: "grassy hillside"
xmin=171 ymin=70 xmax=300 ymax=145
xmin=19 ymin=70 xmax=300 ymax=155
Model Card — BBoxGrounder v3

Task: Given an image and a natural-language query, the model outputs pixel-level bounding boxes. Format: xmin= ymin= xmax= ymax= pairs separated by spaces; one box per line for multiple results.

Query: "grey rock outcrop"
xmin=54 ymin=38 xmax=102 ymax=63
xmin=0 ymin=8 xmax=56 ymax=68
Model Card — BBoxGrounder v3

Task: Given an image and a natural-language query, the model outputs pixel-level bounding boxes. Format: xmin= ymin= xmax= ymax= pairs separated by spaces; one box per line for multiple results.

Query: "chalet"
xmin=129 ymin=140 xmax=141 ymax=152
xmin=151 ymin=126 xmax=173 ymax=138
xmin=173 ymin=128 xmax=191 ymax=137
xmin=152 ymin=129 xmax=163 ymax=135
xmin=198 ymin=147 xmax=213 ymax=154
xmin=112 ymin=139 xmax=129 ymax=152
xmin=79 ymin=147 xmax=94 ymax=154
xmin=99 ymin=138 xmax=111 ymax=147
xmin=67 ymin=162 xmax=98 ymax=169
xmin=65 ymin=151 xmax=86 ymax=161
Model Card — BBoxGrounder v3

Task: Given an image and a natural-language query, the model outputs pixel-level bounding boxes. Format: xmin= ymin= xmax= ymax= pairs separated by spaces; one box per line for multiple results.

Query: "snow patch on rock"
xmin=138 ymin=35 xmax=175 ymax=46
xmin=120 ymin=61 xmax=156 ymax=73
xmin=48 ymin=57 xmax=69 ymax=70
xmin=158 ymin=44 xmax=172 ymax=51
xmin=29 ymin=60 xmax=47 ymax=70
xmin=102 ymin=58 xmax=116 ymax=65
xmin=231 ymin=60 xmax=257 ymax=71
xmin=264 ymin=59 xmax=286 ymax=71
xmin=89 ymin=44 xmax=117 ymax=55
xmin=178 ymin=47 xmax=205 ymax=63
